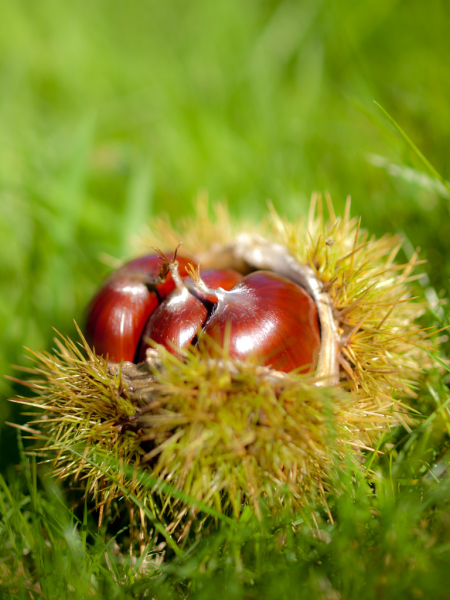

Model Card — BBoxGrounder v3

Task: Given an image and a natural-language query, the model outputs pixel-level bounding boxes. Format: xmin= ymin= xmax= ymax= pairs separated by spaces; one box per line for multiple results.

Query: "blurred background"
xmin=1 ymin=0 xmax=449 ymax=468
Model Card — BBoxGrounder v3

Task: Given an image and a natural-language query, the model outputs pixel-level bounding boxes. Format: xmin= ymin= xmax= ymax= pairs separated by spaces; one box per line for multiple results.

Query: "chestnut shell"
xmin=85 ymin=254 xmax=194 ymax=363
xmin=202 ymin=270 xmax=321 ymax=373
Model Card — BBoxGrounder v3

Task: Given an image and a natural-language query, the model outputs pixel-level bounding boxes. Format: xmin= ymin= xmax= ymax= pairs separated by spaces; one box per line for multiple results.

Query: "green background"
xmin=1 ymin=1 xmax=450 ymax=597
xmin=2 ymin=0 xmax=450 ymax=466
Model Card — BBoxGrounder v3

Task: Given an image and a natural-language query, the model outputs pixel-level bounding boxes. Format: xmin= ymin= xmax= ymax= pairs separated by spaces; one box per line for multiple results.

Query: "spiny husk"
xmin=13 ymin=332 xmax=355 ymax=531
xmin=13 ymin=194 xmax=433 ymax=536
xmin=12 ymin=334 xmax=145 ymax=513
xmin=135 ymin=347 xmax=353 ymax=525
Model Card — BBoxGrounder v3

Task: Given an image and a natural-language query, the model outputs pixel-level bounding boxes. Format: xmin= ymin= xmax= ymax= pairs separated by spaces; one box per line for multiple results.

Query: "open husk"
xmin=11 ymin=194 xmax=431 ymax=538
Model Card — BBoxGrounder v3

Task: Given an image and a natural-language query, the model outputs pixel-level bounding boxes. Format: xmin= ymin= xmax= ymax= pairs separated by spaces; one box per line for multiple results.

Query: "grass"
xmin=2 ymin=392 xmax=450 ymax=599
xmin=1 ymin=0 xmax=450 ymax=596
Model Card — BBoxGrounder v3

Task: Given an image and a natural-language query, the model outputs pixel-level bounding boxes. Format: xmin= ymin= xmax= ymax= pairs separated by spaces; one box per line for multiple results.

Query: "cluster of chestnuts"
xmin=85 ymin=247 xmax=322 ymax=374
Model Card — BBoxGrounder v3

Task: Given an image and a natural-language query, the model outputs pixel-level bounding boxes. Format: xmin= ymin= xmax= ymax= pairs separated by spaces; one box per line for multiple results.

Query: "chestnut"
xmin=85 ymin=253 xmax=194 ymax=363
xmin=199 ymin=270 xmax=321 ymax=373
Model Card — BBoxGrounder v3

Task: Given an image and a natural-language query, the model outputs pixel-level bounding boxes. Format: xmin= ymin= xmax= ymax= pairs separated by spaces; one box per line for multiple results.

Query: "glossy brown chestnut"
xmin=201 ymin=270 xmax=321 ymax=373
xmin=138 ymin=268 xmax=243 ymax=360
xmin=85 ymin=253 xmax=194 ymax=363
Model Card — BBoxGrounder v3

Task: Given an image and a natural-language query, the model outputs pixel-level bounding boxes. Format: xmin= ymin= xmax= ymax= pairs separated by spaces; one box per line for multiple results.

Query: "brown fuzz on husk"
xmin=11 ymin=194 xmax=434 ymax=538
